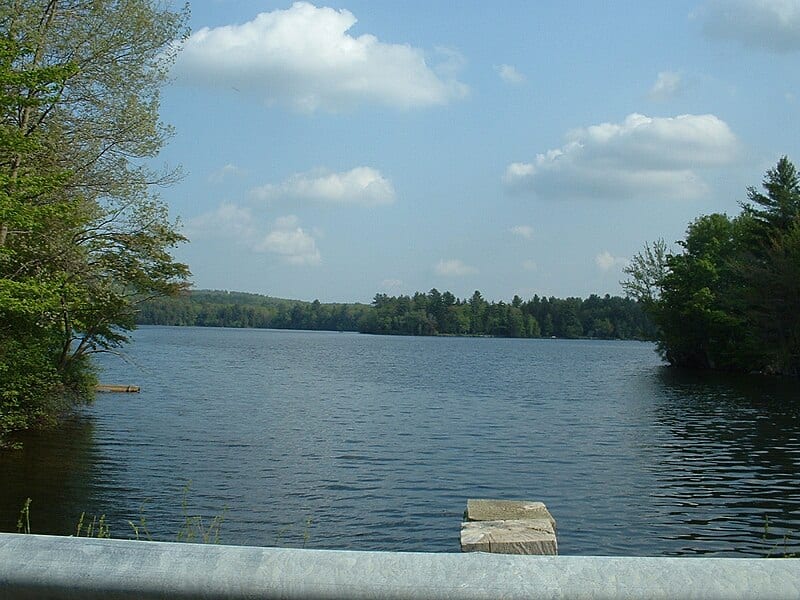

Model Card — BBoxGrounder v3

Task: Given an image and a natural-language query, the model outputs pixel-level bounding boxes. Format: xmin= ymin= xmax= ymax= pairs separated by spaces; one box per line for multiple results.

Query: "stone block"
xmin=460 ymin=518 xmax=558 ymax=555
xmin=465 ymin=499 xmax=556 ymax=532
xmin=461 ymin=499 xmax=557 ymax=555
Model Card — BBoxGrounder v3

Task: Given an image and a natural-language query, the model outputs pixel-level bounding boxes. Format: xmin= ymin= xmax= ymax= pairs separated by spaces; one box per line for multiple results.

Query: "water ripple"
xmin=1 ymin=328 xmax=799 ymax=556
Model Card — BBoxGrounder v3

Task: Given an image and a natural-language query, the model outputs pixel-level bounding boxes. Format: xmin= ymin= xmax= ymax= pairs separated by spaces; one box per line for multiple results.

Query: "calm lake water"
xmin=2 ymin=326 xmax=799 ymax=556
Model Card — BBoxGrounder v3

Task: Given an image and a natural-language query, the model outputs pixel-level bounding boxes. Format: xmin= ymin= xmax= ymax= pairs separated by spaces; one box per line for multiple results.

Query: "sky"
xmin=158 ymin=0 xmax=800 ymax=303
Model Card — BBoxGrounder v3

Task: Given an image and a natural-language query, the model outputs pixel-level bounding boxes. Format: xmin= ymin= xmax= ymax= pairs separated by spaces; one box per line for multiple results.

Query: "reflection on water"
xmin=642 ymin=369 xmax=800 ymax=556
xmin=0 ymin=327 xmax=797 ymax=556
xmin=0 ymin=417 xmax=101 ymax=535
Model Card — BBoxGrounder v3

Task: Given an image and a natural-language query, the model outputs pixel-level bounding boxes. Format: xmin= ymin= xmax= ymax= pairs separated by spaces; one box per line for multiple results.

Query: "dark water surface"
xmin=2 ymin=326 xmax=799 ymax=555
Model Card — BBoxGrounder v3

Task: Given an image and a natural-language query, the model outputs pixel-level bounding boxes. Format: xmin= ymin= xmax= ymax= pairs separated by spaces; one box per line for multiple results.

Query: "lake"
xmin=1 ymin=326 xmax=799 ymax=556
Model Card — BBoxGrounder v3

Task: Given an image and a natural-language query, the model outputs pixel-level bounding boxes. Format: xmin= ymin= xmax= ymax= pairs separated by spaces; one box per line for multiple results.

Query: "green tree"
xmin=525 ymin=314 xmax=541 ymax=337
xmin=738 ymin=223 xmax=800 ymax=375
xmin=655 ymin=214 xmax=753 ymax=369
xmin=742 ymin=156 xmax=800 ymax=233
xmin=506 ymin=305 xmax=525 ymax=337
xmin=0 ymin=37 xmax=90 ymax=442
xmin=735 ymin=158 xmax=800 ymax=374
xmin=622 ymin=239 xmax=668 ymax=307
xmin=468 ymin=290 xmax=486 ymax=334
xmin=0 ymin=1 xmax=190 ymax=442
xmin=627 ymin=158 xmax=800 ymax=374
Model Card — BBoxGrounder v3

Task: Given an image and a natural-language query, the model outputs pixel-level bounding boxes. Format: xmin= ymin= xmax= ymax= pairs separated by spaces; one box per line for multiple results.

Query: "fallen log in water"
xmin=96 ymin=384 xmax=140 ymax=393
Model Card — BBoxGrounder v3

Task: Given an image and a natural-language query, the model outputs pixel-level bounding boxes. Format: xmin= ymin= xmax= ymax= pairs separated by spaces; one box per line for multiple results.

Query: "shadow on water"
xmin=643 ymin=367 xmax=800 ymax=556
xmin=0 ymin=416 xmax=102 ymax=535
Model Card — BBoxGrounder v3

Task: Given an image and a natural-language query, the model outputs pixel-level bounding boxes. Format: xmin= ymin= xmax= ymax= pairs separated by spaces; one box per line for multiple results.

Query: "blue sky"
xmin=159 ymin=0 xmax=800 ymax=303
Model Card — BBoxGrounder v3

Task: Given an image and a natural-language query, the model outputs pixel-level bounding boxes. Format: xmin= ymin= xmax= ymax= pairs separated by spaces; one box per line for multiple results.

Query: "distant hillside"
xmin=136 ymin=290 xmax=371 ymax=331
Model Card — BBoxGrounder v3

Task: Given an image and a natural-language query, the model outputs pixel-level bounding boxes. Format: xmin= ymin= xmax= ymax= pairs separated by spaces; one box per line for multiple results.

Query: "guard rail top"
xmin=1 ymin=533 xmax=798 ymax=599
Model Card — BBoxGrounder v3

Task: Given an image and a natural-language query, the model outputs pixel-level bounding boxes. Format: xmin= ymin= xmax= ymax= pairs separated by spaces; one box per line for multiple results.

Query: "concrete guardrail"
xmin=1 ymin=533 xmax=798 ymax=599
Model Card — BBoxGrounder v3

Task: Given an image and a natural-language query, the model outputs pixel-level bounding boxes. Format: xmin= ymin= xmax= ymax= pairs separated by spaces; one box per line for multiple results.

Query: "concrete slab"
xmin=465 ymin=499 xmax=556 ymax=531
xmin=460 ymin=519 xmax=558 ymax=555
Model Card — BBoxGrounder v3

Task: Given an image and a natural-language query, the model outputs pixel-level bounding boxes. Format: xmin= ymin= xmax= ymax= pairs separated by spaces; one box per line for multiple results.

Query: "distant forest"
xmin=136 ymin=289 xmax=656 ymax=340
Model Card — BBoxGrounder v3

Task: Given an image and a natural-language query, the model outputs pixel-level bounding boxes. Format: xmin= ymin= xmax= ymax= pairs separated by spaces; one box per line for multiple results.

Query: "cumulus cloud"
xmin=185 ymin=206 xmax=320 ymax=266
xmin=255 ymin=215 xmax=321 ymax=266
xmin=510 ymin=225 xmax=534 ymax=239
xmin=503 ymin=113 xmax=738 ymax=200
xmin=496 ymin=64 xmax=526 ymax=84
xmin=185 ymin=202 xmax=255 ymax=240
xmin=649 ymin=71 xmax=683 ymax=100
xmin=173 ymin=2 xmax=468 ymax=111
xmin=435 ymin=259 xmax=477 ymax=277
xmin=251 ymin=167 xmax=396 ymax=206
xmin=696 ymin=0 xmax=800 ymax=53
xmin=595 ymin=251 xmax=628 ymax=271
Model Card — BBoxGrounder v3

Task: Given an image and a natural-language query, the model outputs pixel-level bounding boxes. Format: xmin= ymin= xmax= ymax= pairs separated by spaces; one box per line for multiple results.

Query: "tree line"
xmin=624 ymin=157 xmax=800 ymax=376
xmin=361 ymin=290 xmax=654 ymax=338
xmin=137 ymin=290 xmax=371 ymax=332
xmin=137 ymin=289 xmax=657 ymax=341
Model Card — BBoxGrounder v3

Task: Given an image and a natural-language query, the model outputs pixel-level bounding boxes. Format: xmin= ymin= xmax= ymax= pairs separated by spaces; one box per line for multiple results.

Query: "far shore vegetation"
xmin=136 ymin=288 xmax=657 ymax=341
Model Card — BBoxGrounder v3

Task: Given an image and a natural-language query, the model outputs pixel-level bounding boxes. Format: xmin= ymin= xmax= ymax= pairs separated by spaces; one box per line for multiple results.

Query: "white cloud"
xmin=208 ymin=163 xmax=246 ymax=183
xmin=255 ymin=215 xmax=321 ymax=266
xmin=185 ymin=202 xmax=255 ymax=240
xmin=174 ymin=2 xmax=468 ymax=111
xmin=496 ymin=64 xmax=526 ymax=84
xmin=697 ymin=0 xmax=800 ymax=53
xmin=510 ymin=225 xmax=534 ymax=239
xmin=434 ymin=259 xmax=477 ymax=277
xmin=185 ymin=206 xmax=320 ymax=266
xmin=503 ymin=113 xmax=739 ymax=200
xmin=252 ymin=167 xmax=396 ymax=206
xmin=522 ymin=259 xmax=538 ymax=271
xmin=649 ymin=71 xmax=683 ymax=100
xmin=595 ymin=251 xmax=628 ymax=271
xmin=434 ymin=47 xmax=467 ymax=80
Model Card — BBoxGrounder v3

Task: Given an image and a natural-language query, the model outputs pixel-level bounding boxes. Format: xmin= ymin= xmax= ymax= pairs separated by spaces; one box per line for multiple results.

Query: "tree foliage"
xmin=625 ymin=157 xmax=800 ymax=376
xmin=621 ymin=238 xmax=667 ymax=306
xmin=0 ymin=1 xmax=190 ymax=444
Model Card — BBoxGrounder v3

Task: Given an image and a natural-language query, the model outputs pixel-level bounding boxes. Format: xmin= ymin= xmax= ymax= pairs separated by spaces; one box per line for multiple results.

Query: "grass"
xmin=763 ymin=515 xmax=798 ymax=558
xmin=13 ymin=486 xmax=313 ymax=547
xmin=75 ymin=512 xmax=110 ymax=538
xmin=16 ymin=497 xmax=31 ymax=535
xmin=175 ymin=483 xmax=226 ymax=544
xmin=15 ymin=482 xmax=230 ymax=544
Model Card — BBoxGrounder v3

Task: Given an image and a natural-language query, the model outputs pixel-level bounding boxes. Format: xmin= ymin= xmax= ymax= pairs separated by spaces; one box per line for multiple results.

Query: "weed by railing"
xmin=176 ymin=483 xmax=226 ymax=544
xmin=16 ymin=497 xmax=31 ymax=535
xmin=275 ymin=516 xmax=313 ymax=549
xmin=13 ymin=485 xmax=314 ymax=548
xmin=14 ymin=481 xmax=230 ymax=544
xmin=75 ymin=512 xmax=110 ymax=538
xmin=763 ymin=515 xmax=798 ymax=558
